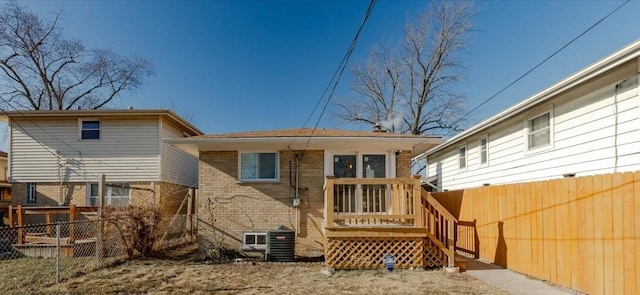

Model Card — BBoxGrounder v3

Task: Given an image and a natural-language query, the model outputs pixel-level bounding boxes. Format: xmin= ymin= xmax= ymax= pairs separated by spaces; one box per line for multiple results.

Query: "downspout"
xmin=295 ymin=154 xmax=300 ymax=237
xmin=613 ymin=72 xmax=640 ymax=173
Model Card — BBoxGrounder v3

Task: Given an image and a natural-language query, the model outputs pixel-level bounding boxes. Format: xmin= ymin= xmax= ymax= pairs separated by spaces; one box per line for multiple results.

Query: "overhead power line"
xmin=457 ymin=0 xmax=630 ymax=124
xmin=287 ymin=0 xmax=377 ymax=153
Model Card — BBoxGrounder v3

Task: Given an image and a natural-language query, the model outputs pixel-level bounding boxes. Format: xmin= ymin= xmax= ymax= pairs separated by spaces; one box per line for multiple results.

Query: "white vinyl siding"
xmin=160 ymin=120 xmax=199 ymax=186
xmin=427 ymin=61 xmax=640 ymax=190
xmin=10 ymin=117 xmax=160 ymax=182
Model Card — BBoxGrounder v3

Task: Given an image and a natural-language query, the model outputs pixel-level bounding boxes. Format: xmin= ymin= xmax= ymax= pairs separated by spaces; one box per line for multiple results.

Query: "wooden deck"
xmin=6 ymin=205 xmax=98 ymax=244
xmin=323 ymin=176 xmax=458 ymax=269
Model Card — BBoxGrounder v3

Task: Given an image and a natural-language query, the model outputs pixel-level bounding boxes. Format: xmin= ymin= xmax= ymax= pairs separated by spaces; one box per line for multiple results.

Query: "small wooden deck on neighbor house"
xmin=6 ymin=205 xmax=98 ymax=258
xmin=323 ymin=176 xmax=458 ymax=270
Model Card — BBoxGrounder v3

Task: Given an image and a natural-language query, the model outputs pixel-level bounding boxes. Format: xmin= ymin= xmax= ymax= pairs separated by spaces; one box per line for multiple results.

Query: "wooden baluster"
xmin=448 ymin=218 xmax=455 ymax=268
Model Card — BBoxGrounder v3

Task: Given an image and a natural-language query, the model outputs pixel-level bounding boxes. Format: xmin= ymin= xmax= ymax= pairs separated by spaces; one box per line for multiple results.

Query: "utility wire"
xmin=455 ymin=0 xmax=630 ymax=125
xmin=286 ymin=0 xmax=377 ymax=153
xmin=412 ymin=0 xmax=629 ymax=159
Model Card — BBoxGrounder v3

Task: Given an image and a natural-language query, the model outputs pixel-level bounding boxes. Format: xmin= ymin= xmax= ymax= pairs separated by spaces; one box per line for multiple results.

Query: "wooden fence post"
xmin=17 ymin=205 xmax=23 ymax=244
xmin=96 ymin=174 xmax=105 ymax=263
xmin=187 ymin=188 xmax=194 ymax=241
xmin=69 ymin=204 xmax=76 ymax=243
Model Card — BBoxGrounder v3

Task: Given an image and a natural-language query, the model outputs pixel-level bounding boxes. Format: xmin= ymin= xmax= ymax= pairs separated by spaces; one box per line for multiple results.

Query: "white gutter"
xmin=414 ymin=38 xmax=640 ymax=161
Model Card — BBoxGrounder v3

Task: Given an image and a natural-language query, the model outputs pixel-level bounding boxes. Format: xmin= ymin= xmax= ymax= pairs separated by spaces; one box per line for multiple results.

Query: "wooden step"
xmin=454 ymin=256 xmax=467 ymax=272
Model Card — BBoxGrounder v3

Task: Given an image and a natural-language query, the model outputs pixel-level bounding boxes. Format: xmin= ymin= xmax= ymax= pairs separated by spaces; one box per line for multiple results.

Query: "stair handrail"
xmin=421 ymin=188 xmax=457 ymax=268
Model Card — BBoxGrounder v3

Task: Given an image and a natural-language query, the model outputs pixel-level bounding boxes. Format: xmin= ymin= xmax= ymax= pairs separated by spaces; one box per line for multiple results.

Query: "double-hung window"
xmin=479 ymin=137 xmax=488 ymax=166
xmin=240 ymin=152 xmax=279 ymax=181
xmin=458 ymin=145 xmax=467 ymax=170
xmin=87 ymin=183 xmax=131 ymax=207
xmin=80 ymin=119 xmax=100 ymax=140
xmin=527 ymin=112 xmax=551 ymax=150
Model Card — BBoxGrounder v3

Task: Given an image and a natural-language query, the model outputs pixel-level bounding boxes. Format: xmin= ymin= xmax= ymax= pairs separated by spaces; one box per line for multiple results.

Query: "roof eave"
xmin=414 ymin=38 xmax=640 ymax=161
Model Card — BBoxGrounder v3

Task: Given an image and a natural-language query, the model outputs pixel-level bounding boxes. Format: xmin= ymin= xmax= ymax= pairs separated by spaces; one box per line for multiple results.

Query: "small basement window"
xmin=242 ymin=232 xmax=267 ymax=250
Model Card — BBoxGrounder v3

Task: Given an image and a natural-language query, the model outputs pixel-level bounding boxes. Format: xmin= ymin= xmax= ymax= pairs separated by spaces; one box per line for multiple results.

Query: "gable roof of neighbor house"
xmin=415 ymin=38 xmax=640 ymax=161
xmin=0 ymin=109 xmax=203 ymax=136
xmin=167 ymin=128 xmax=444 ymax=157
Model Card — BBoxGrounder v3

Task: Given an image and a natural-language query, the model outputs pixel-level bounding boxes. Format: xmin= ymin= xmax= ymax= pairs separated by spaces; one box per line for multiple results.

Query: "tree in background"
xmin=335 ymin=1 xmax=474 ymax=135
xmin=0 ymin=1 xmax=153 ymax=111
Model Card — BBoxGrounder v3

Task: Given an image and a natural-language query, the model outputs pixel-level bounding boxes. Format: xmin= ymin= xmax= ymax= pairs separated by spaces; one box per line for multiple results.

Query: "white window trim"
xmin=458 ymin=144 xmax=467 ymax=171
xmin=27 ymin=182 xmax=36 ymax=204
xmin=524 ymin=106 xmax=554 ymax=154
xmin=87 ymin=182 xmax=131 ymax=207
xmin=324 ymin=150 xmax=394 ymax=178
xmin=242 ymin=232 xmax=267 ymax=250
xmin=78 ymin=118 xmax=101 ymax=140
xmin=238 ymin=151 xmax=280 ymax=182
xmin=479 ymin=135 xmax=489 ymax=167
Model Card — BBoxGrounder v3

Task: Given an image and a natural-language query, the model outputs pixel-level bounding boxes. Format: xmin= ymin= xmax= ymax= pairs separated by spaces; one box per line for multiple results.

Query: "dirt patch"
xmin=29 ymin=245 xmax=508 ymax=295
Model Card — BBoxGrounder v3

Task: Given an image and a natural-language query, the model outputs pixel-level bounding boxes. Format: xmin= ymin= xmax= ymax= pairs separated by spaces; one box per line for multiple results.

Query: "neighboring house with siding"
xmin=1 ymin=109 xmax=202 ymax=214
xmin=167 ymin=128 xmax=443 ymax=257
xmin=416 ymin=39 xmax=640 ymax=191
xmin=0 ymin=151 xmax=11 ymax=224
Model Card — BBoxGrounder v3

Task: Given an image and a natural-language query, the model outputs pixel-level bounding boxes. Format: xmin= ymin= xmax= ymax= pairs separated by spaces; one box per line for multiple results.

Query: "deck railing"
xmin=421 ymin=189 xmax=457 ymax=267
xmin=323 ymin=175 xmax=457 ymax=268
xmin=324 ymin=176 xmax=423 ymax=227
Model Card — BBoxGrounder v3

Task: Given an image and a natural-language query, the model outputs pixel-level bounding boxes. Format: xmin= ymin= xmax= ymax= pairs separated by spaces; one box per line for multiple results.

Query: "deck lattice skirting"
xmin=323 ymin=176 xmax=456 ymax=270
xmin=325 ymin=236 xmax=448 ymax=269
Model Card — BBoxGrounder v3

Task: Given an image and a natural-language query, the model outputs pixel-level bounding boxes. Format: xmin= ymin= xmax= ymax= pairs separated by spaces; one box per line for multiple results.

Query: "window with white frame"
xmin=527 ymin=112 xmax=551 ymax=150
xmin=242 ymin=232 xmax=267 ymax=250
xmin=458 ymin=145 xmax=467 ymax=170
xmin=240 ymin=152 xmax=279 ymax=181
xmin=479 ymin=137 xmax=488 ymax=166
xmin=27 ymin=182 xmax=36 ymax=204
xmin=87 ymin=183 xmax=130 ymax=207
xmin=80 ymin=119 xmax=100 ymax=140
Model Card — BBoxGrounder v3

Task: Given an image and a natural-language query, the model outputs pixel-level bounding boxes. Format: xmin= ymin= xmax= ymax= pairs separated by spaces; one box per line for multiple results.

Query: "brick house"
xmin=168 ymin=128 xmax=443 ymax=257
xmin=2 ymin=109 xmax=203 ymax=218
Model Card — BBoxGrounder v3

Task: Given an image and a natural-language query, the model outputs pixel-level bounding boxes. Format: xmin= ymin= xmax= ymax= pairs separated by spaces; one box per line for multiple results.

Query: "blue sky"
xmin=14 ymin=0 xmax=640 ymax=135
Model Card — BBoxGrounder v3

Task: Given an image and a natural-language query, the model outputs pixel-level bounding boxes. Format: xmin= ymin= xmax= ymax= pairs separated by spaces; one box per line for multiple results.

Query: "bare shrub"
xmin=103 ymin=205 xmax=162 ymax=259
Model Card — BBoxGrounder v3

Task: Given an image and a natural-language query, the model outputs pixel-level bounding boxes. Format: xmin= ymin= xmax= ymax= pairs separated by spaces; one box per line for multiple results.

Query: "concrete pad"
xmin=461 ymin=257 xmax=574 ymax=295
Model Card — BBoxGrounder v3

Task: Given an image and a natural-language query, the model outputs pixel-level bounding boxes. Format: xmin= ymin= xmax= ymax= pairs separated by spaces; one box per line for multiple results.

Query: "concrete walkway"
xmin=460 ymin=256 xmax=575 ymax=295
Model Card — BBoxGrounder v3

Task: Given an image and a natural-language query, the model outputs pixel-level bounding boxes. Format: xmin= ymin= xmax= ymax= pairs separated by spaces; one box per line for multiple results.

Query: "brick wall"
xmin=396 ymin=150 xmax=413 ymax=178
xmin=197 ymin=150 xmax=325 ymax=258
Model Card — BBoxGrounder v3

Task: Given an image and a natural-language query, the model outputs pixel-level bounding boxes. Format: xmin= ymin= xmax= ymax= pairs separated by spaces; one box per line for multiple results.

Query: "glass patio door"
xmin=333 ymin=155 xmax=356 ymax=213
xmin=362 ymin=154 xmax=387 ymax=213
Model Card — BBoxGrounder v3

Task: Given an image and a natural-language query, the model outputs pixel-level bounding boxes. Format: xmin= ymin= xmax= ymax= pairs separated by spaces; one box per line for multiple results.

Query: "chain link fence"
xmin=0 ymin=214 xmax=196 ymax=292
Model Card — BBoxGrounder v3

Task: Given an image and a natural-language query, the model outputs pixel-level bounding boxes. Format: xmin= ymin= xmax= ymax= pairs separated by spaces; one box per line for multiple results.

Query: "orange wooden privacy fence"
xmin=433 ymin=171 xmax=640 ymax=295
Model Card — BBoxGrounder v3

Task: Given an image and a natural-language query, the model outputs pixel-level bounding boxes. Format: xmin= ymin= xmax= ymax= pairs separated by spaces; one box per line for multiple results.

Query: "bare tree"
xmin=0 ymin=2 xmax=153 ymax=111
xmin=335 ymin=1 xmax=474 ymax=135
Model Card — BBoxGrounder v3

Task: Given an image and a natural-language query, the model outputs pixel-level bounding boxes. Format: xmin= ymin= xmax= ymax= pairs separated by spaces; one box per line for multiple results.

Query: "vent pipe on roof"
xmin=373 ymin=122 xmax=385 ymax=132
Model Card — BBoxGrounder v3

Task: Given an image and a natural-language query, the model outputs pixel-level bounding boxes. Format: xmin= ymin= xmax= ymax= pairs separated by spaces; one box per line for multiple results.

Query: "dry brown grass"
xmin=25 ymin=245 xmax=508 ymax=295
